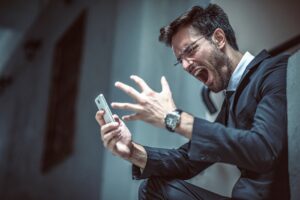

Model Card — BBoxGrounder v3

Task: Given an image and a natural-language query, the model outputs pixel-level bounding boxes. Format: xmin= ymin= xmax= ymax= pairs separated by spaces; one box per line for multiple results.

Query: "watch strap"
xmin=175 ymin=109 xmax=183 ymax=115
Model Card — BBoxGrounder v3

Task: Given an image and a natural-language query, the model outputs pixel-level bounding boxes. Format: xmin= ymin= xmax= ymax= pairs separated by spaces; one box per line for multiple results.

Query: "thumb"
xmin=113 ymin=114 xmax=121 ymax=125
xmin=113 ymin=114 xmax=128 ymax=129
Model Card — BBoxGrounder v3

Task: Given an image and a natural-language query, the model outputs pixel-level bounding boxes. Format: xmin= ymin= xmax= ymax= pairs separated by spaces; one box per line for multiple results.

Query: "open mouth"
xmin=192 ymin=68 xmax=210 ymax=85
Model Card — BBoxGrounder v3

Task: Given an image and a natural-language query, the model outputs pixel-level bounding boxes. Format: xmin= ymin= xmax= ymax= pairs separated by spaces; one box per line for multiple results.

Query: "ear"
xmin=212 ymin=28 xmax=226 ymax=50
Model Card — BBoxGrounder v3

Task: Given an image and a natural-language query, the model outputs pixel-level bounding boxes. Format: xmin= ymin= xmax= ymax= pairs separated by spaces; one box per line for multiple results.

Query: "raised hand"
xmin=111 ymin=75 xmax=176 ymax=128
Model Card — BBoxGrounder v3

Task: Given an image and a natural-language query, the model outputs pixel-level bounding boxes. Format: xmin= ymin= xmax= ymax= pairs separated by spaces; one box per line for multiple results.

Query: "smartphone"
xmin=95 ymin=94 xmax=115 ymax=123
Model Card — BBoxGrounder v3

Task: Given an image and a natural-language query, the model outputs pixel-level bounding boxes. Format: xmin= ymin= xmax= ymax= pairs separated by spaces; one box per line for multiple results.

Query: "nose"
xmin=182 ymin=58 xmax=193 ymax=71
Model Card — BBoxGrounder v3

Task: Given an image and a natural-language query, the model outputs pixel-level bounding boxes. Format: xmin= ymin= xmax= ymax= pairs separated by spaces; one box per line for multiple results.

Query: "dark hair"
xmin=159 ymin=4 xmax=239 ymax=51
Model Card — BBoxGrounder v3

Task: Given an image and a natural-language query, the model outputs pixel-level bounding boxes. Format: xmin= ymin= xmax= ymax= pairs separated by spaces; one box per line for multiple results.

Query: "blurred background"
xmin=0 ymin=0 xmax=299 ymax=199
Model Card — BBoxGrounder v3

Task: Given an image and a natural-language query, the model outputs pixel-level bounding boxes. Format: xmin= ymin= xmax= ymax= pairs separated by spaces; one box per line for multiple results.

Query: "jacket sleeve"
xmin=188 ymin=63 xmax=287 ymax=173
xmin=132 ymin=142 xmax=212 ymax=180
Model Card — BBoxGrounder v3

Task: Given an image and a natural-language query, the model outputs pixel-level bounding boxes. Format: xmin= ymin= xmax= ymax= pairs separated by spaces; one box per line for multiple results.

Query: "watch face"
xmin=166 ymin=112 xmax=180 ymax=130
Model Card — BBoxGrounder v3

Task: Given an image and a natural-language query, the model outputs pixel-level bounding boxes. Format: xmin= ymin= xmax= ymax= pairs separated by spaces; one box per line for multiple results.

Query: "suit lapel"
xmin=231 ymin=50 xmax=271 ymax=114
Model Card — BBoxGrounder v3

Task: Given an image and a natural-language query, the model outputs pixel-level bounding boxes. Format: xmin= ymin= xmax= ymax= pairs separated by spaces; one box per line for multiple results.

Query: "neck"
xmin=225 ymin=45 xmax=243 ymax=71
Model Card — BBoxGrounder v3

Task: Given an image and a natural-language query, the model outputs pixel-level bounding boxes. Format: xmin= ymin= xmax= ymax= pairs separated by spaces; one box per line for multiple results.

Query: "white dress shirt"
xmin=227 ymin=51 xmax=255 ymax=91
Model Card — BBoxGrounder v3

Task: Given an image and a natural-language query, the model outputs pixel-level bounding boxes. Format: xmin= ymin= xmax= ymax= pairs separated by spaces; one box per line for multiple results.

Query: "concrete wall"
xmin=212 ymin=0 xmax=300 ymax=55
xmin=0 ymin=1 xmax=117 ymax=199
xmin=287 ymin=50 xmax=300 ymax=200
xmin=0 ymin=0 xmax=44 ymax=74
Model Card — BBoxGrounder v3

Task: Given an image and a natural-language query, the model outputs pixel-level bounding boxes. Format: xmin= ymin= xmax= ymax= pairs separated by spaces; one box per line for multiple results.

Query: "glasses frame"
xmin=173 ymin=36 xmax=206 ymax=66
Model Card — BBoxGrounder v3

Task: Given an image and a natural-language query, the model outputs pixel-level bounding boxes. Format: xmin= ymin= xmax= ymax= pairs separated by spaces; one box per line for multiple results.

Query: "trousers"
xmin=138 ymin=177 xmax=229 ymax=200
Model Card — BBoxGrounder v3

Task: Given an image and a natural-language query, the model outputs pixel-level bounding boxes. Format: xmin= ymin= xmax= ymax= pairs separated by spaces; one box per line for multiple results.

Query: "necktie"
xmin=224 ymin=90 xmax=235 ymax=125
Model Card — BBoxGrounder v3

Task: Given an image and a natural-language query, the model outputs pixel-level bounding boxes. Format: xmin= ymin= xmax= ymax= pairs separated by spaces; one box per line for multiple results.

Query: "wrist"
xmin=127 ymin=142 xmax=147 ymax=169
xmin=164 ymin=109 xmax=182 ymax=132
xmin=175 ymin=112 xmax=194 ymax=139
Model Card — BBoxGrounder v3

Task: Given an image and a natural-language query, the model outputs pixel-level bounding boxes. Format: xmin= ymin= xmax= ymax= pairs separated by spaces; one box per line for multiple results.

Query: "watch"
xmin=164 ymin=109 xmax=182 ymax=132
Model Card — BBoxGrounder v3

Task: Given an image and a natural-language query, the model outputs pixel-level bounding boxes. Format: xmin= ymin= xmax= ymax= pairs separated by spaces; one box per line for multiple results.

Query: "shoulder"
xmin=257 ymin=53 xmax=289 ymax=97
xmin=253 ymin=53 xmax=290 ymax=83
xmin=260 ymin=53 xmax=290 ymax=71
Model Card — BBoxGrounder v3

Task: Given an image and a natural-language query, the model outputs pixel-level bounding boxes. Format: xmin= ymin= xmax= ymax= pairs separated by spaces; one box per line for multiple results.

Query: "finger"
xmin=107 ymin=136 xmax=119 ymax=152
xmin=112 ymin=114 xmax=121 ymax=124
xmin=122 ymin=113 xmax=140 ymax=121
xmin=102 ymin=127 xmax=121 ymax=144
xmin=103 ymin=128 xmax=121 ymax=148
xmin=113 ymin=115 xmax=129 ymax=129
xmin=115 ymin=81 xmax=142 ymax=102
xmin=101 ymin=121 xmax=119 ymax=135
xmin=100 ymin=127 xmax=104 ymax=141
xmin=102 ymin=122 xmax=121 ymax=146
xmin=113 ymin=114 xmax=125 ymax=127
xmin=111 ymin=102 xmax=143 ymax=112
xmin=161 ymin=76 xmax=172 ymax=94
xmin=130 ymin=75 xmax=152 ymax=92
xmin=95 ymin=110 xmax=106 ymax=126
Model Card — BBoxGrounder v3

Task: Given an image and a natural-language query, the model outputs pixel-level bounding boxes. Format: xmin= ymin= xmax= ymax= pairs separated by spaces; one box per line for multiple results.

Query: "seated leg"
xmin=138 ymin=177 xmax=228 ymax=200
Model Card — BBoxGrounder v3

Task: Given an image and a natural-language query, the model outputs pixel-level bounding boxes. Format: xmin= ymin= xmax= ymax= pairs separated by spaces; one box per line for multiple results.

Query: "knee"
xmin=138 ymin=179 xmax=148 ymax=198
xmin=138 ymin=178 xmax=164 ymax=200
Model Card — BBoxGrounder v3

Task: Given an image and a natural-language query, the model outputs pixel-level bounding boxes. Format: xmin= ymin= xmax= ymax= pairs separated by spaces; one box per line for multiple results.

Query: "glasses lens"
xmin=173 ymin=37 xmax=202 ymax=67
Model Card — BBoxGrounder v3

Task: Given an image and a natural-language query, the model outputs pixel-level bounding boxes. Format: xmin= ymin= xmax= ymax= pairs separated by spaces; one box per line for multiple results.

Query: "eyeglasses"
xmin=174 ymin=36 xmax=205 ymax=66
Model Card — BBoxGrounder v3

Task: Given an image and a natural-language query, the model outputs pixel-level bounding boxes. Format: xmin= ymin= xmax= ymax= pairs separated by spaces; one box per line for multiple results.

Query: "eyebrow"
xmin=177 ymin=38 xmax=201 ymax=58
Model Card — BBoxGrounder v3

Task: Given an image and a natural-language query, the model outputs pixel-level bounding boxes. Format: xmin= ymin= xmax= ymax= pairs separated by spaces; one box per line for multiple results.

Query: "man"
xmin=95 ymin=4 xmax=290 ymax=200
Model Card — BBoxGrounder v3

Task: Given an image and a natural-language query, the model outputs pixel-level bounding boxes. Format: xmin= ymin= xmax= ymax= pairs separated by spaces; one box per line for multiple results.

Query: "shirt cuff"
xmin=132 ymin=146 xmax=164 ymax=180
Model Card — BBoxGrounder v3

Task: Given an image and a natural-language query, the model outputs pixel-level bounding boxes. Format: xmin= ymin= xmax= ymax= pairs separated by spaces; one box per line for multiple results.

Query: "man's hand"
xmin=95 ymin=110 xmax=133 ymax=159
xmin=95 ymin=110 xmax=148 ymax=168
xmin=111 ymin=75 xmax=176 ymax=128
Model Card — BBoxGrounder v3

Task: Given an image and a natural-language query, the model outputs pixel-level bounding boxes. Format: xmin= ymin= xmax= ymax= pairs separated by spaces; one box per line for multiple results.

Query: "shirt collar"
xmin=226 ymin=51 xmax=254 ymax=91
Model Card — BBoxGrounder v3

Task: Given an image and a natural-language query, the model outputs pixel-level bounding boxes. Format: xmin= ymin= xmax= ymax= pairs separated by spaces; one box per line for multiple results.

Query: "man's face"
xmin=171 ymin=26 xmax=233 ymax=92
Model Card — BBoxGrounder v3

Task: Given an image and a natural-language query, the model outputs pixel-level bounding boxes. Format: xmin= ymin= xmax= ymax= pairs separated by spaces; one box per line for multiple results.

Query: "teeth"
xmin=194 ymin=68 xmax=203 ymax=76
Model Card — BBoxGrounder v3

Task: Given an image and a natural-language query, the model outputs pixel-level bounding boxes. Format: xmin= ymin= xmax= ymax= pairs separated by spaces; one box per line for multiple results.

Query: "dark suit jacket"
xmin=133 ymin=50 xmax=290 ymax=200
